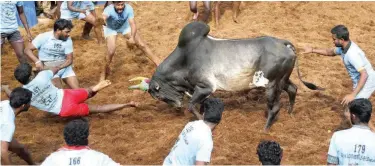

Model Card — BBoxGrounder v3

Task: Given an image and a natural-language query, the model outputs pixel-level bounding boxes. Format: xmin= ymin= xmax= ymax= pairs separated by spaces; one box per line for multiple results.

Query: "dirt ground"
xmin=2 ymin=1 xmax=375 ymax=165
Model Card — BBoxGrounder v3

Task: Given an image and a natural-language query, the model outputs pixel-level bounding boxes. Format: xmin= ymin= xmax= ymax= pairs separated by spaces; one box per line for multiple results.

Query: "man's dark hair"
xmin=349 ymin=98 xmax=372 ymax=123
xmin=257 ymin=140 xmax=283 ymax=165
xmin=54 ymin=19 xmax=73 ymax=31
xmin=9 ymin=87 xmax=32 ymax=108
xmin=331 ymin=25 xmax=349 ymax=41
xmin=202 ymin=98 xmax=224 ymax=124
xmin=14 ymin=63 xmax=32 ymax=85
xmin=64 ymin=119 xmax=89 ymax=146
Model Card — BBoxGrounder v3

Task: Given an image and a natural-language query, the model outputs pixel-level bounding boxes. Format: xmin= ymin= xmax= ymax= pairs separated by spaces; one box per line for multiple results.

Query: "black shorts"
xmin=1 ymin=30 xmax=23 ymax=44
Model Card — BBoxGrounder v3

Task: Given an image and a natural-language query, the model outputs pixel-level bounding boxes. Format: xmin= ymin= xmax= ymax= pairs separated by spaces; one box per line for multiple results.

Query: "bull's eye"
xmin=155 ymin=84 xmax=160 ymax=91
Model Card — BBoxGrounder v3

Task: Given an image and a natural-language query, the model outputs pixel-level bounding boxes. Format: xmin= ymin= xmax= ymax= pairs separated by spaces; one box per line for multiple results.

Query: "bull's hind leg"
xmin=264 ymin=81 xmax=282 ymax=132
xmin=283 ymin=80 xmax=297 ymax=114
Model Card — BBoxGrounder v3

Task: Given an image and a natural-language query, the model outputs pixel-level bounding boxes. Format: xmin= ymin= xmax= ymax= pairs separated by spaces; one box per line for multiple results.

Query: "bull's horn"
xmin=185 ymin=92 xmax=192 ymax=98
xmin=128 ymin=85 xmax=140 ymax=90
xmin=129 ymin=77 xmax=149 ymax=82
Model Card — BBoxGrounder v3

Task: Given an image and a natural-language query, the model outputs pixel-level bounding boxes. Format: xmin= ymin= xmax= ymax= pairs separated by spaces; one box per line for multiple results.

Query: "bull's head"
xmin=148 ymin=76 xmax=185 ymax=108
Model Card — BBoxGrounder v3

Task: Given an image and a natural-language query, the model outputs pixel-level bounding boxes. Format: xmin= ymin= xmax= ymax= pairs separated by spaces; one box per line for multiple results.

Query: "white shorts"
xmin=61 ymin=10 xmax=91 ymax=21
xmin=53 ymin=65 xmax=76 ymax=79
xmin=103 ymin=24 xmax=131 ymax=38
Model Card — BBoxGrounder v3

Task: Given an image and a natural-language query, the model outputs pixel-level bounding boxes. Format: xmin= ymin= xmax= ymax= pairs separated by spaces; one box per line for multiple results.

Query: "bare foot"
xmin=128 ymin=101 xmax=139 ymax=107
xmin=92 ymin=80 xmax=111 ymax=92
xmin=192 ymin=11 xmax=199 ymax=21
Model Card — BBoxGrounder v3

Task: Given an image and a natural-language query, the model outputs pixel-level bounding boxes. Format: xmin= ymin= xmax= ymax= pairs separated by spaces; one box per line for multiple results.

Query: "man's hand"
xmin=80 ymin=9 xmax=86 ymax=14
xmin=26 ymin=33 xmax=33 ymax=42
xmin=342 ymin=93 xmax=356 ymax=106
xmin=128 ymin=77 xmax=150 ymax=91
xmin=35 ymin=62 xmax=44 ymax=71
xmin=302 ymin=46 xmax=313 ymax=54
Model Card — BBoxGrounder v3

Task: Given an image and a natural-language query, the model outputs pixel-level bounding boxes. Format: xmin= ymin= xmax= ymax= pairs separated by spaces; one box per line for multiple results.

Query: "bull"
xmin=147 ymin=22 xmax=321 ymax=131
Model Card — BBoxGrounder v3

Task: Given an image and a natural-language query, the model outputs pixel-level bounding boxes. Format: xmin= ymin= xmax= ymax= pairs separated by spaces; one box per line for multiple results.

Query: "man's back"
xmin=23 ymin=70 xmax=63 ymax=114
xmin=164 ymin=120 xmax=213 ymax=165
xmin=41 ymin=146 xmax=119 ymax=166
xmin=337 ymin=42 xmax=375 ymax=88
xmin=0 ymin=100 xmax=15 ymax=142
xmin=328 ymin=125 xmax=375 ymax=165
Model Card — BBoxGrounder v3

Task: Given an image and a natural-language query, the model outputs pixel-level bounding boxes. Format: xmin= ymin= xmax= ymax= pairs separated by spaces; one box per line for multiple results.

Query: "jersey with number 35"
xmin=41 ymin=146 xmax=120 ymax=166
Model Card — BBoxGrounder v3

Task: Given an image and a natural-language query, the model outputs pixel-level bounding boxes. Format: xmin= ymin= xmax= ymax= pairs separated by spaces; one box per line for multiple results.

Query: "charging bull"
xmin=148 ymin=22 xmax=321 ymax=131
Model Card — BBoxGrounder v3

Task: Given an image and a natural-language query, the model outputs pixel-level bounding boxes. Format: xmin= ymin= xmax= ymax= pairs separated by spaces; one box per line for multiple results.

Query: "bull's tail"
xmin=282 ymin=40 xmax=324 ymax=91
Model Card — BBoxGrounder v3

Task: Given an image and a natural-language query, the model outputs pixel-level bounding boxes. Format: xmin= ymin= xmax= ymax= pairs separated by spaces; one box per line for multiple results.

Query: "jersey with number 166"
xmin=41 ymin=146 xmax=120 ymax=166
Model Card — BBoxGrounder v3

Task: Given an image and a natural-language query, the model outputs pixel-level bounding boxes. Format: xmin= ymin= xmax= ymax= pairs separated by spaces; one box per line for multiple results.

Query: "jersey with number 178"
xmin=327 ymin=125 xmax=375 ymax=165
xmin=41 ymin=146 xmax=120 ymax=166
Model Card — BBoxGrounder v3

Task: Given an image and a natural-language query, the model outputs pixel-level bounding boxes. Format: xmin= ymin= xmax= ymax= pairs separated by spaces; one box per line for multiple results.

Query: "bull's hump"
xmin=178 ymin=22 xmax=210 ymax=47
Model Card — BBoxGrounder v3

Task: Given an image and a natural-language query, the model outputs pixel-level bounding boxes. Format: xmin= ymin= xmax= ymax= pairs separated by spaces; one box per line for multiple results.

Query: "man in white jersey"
xmin=163 ymin=98 xmax=224 ymax=165
xmin=25 ymin=19 xmax=79 ymax=89
xmin=327 ymin=98 xmax=375 ymax=165
xmin=100 ymin=1 xmax=162 ymax=81
xmin=9 ymin=63 xmax=137 ymax=117
xmin=302 ymin=25 xmax=375 ymax=105
xmin=41 ymin=118 xmax=120 ymax=166
xmin=1 ymin=87 xmax=35 ymax=165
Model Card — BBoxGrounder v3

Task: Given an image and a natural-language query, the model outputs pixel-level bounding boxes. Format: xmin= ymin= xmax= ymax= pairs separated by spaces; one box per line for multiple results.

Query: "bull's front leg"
xmin=188 ymin=84 xmax=214 ymax=120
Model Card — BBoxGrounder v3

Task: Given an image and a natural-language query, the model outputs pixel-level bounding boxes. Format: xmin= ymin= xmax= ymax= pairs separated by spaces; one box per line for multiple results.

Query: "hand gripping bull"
xmin=147 ymin=22 xmax=322 ymax=131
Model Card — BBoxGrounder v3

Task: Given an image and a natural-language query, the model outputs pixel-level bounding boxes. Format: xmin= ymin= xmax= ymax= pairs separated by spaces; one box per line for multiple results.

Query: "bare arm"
xmin=17 ymin=6 xmax=32 ymax=41
xmin=1 ymin=141 xmax=11 ymax=165
xmin=302 ymin=46 xmax=336 ymax=56
xmin=102 ymin=14 xmax=108 ymax=26
xmin=58 ymin=53 xmax=73 ymax=70
xmin=128 ymin=18 xmax=137 ymax=39
xmin=24 ymin=44 xmax=39 ymax=63
xmin=67 ymin=2 xmax=85 ymax=13
xmin=352 ymin=70 xmax=368 ymax=95
xmin=24 ymin=43 xmax=44 ymax=71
